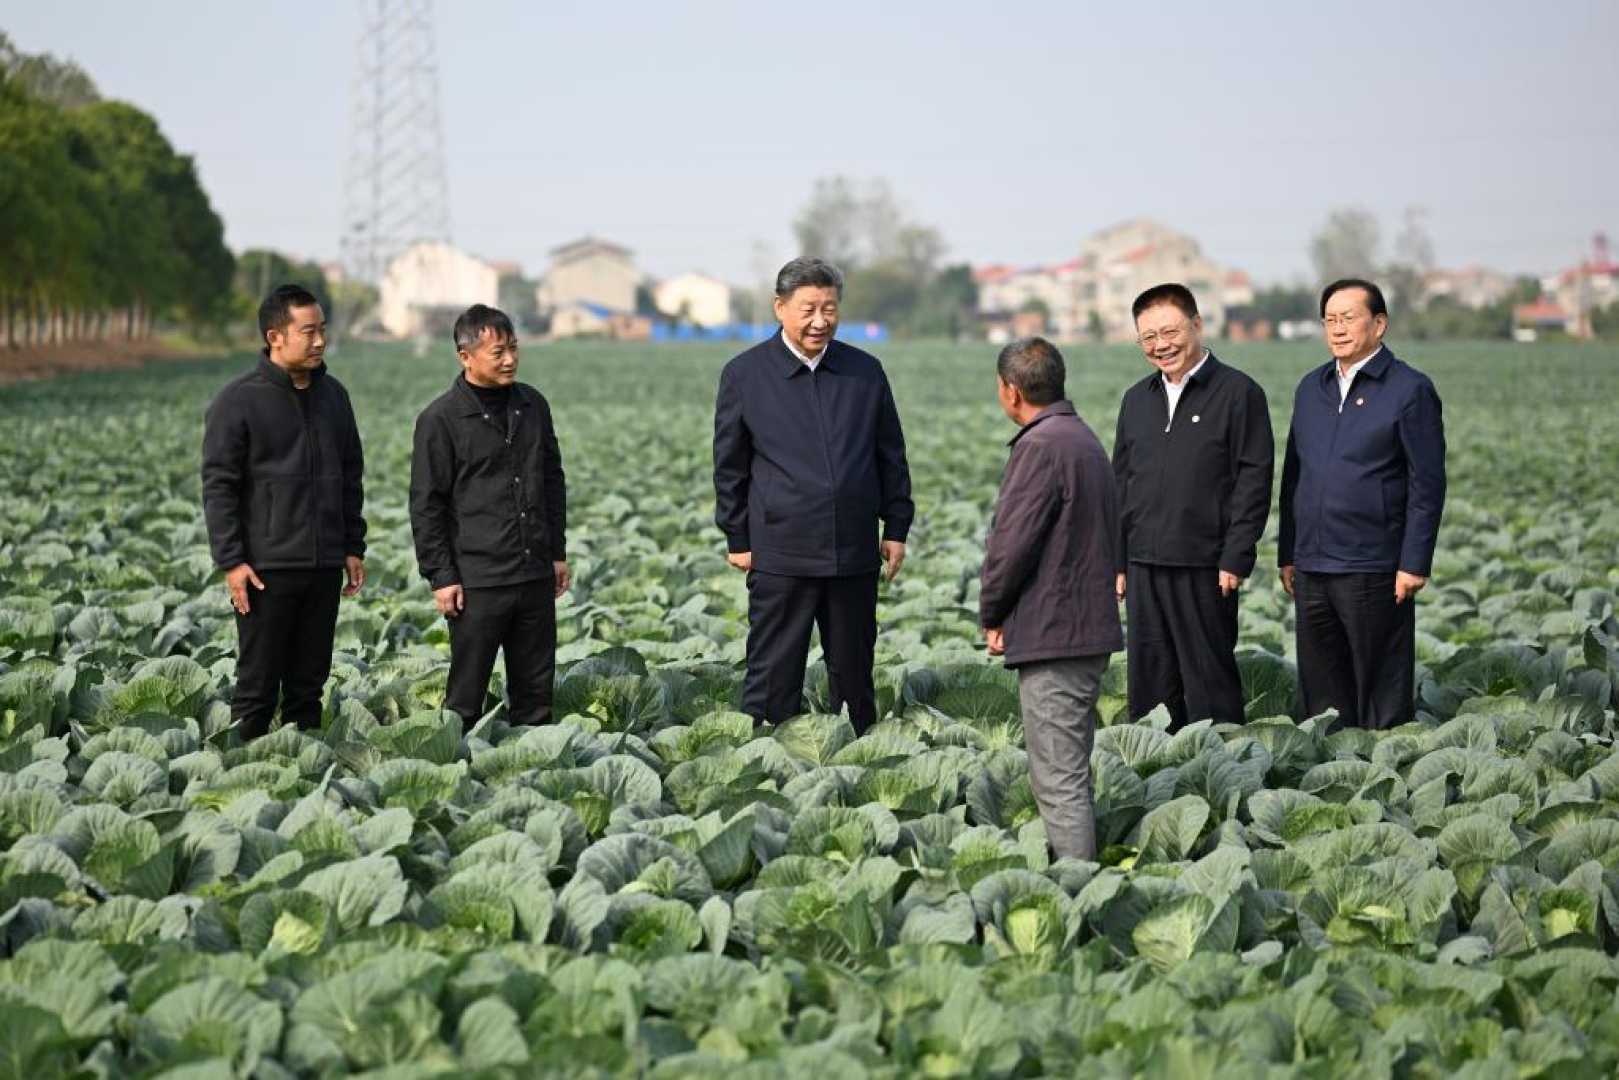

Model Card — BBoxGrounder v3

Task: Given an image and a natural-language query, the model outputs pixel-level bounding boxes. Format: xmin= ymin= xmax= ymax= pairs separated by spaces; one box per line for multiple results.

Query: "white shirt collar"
xmin=1336 ymin=344 xmax=1383 ymax=405
xmin=781 ymin=329 xmax=828 ymax=370
xmin=1160 ymin=349 xmax=1209 ymax=429
xmin=1161 ymin=349 xmax=1210 ymax=393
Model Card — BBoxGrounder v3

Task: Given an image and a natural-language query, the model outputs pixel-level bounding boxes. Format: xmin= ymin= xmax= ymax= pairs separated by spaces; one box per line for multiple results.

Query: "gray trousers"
xmin=1018 ymin=654 xmax=1108 ymax=862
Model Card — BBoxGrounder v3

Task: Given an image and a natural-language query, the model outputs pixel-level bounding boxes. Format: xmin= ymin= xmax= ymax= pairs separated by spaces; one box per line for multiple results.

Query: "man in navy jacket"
xmin=1278 ymin=278 xmax=1446 ymax=729
xmin=712 ymin=256 xmax=914 ymax=732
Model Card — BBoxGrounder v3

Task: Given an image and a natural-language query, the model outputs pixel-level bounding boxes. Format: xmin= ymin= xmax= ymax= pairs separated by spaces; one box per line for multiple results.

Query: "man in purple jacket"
xmin=981 ymin=337 xmax=1124 ymax=861
xmin=1279 ymin=278 xmax=1446 ymax=729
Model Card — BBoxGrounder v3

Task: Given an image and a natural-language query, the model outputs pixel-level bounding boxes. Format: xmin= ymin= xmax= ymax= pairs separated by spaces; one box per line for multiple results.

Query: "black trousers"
xmin=445 ymin=577 xmax=556 ymax=726
xmin=1125 ymin=562 xmax=1244 ymax=730
xmin=742 ymin=571 xmax=878 ymax=733
xmin=1293 ymin=570 xmax=1415 ymax=730
xmin=232 ymin=568 xmax=343 ymax=741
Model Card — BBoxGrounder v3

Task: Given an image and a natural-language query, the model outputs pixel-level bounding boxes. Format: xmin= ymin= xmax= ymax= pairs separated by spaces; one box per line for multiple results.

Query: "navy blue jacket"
xmin=713 ymin=333 xmax=913 ymax=577
xmin=1278 ymin=347 xmax=1446 ymax=575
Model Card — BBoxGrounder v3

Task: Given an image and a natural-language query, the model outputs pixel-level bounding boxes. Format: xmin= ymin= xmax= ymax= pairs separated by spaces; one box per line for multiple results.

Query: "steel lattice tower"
xmin=339 ymin=0 xmax=451 ymax=285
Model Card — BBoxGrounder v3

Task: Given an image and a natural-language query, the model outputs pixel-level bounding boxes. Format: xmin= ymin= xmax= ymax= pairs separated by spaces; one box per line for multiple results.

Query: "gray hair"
xmin=997 ymin=337 xmax=1066 ymax=406
xmin=774 ymin=256 xmax=844 ymax=299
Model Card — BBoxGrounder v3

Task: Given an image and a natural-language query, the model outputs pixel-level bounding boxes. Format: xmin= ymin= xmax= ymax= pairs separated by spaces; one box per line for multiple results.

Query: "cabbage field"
xmin=3 ymin=339 xmax=1619 ymax=1078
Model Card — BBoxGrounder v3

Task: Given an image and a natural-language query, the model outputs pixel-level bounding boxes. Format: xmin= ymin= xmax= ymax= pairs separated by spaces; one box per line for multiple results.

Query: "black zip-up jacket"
xmin=1111 ymin=353 xmax=1274 ymax=578
xmin=200 ymin=356 xmax=366 ymax=571
xmin=713 ymin=333 xmax=914 ymax=577
xmin=410 ymin=375 xmax=566 ymax=590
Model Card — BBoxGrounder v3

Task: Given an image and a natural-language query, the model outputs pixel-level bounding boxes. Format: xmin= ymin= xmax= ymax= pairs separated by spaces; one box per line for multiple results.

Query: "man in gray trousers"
xmin=981 ymin=337 xmax=1124 ymax=861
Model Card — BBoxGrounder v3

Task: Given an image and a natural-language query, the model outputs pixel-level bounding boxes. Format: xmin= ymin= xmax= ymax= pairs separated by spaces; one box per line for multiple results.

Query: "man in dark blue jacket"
xmin=712 ymin=257 xmax=914 ymax=732
xmin=1278 ymin=278 xmax=1446 ymax=729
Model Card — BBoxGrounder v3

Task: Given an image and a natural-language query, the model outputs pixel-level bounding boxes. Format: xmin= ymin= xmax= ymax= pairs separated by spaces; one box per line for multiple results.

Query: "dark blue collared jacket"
xmin=713 ymin=333 xmax=913 ymax=577
xmin=1278 ymin=347 xmax=1445 ymax=575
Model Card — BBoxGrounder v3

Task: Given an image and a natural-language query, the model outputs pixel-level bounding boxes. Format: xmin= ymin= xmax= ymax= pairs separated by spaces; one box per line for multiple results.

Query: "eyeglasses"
xmin=1322 ymin=313 xmax=1365 ymax=329
xmin=1137 ymin=326 xmax=1188 ymax=348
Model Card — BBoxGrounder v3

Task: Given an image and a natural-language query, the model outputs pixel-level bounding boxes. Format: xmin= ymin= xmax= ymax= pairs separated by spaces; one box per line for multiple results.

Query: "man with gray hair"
xmin=981 ymin=337 xmax=1123 ymax=860
xmin=713 ymin=256 xmax=914 ymax=733
xmin=410 ymin=304 xmax=569 ymax=727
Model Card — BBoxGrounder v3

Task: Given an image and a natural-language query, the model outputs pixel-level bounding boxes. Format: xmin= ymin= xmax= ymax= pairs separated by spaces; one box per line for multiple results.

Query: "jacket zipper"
xmin=808 ymin=371 xmax=840 ymax=571
xmin=472 ymin=388 xmax=530 ymax=558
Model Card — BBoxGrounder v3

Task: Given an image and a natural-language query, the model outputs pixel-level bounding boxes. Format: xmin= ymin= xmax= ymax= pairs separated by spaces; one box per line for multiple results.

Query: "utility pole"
xmin=339 ymin=0 xmax=452 ymax=288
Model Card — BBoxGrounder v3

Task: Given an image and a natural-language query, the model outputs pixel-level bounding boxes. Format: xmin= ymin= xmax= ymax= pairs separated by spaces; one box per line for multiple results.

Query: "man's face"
xmin=996 ymin=376 xmax=1021 ymax=423
xmin=1323 ymin=287 xmax=1387 ymax=363
xmin=266 ymin=303 xmax=326 ymax=370
xmin=773 ymin=286 xmax=840 ymax=358
xmin=459 ymin=328 xmax=520 ymax=388
xmin=1135 ymin=303 xmax=1203 ymax=381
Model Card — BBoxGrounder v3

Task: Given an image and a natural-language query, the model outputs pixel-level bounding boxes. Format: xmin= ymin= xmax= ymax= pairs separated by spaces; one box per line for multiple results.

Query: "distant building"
xmin=550 ymin=302 xmax=652 ymax=342
xmin=974 ymin=220 xmax=1251 ymax=343
xmin=1082 ymin=219 xmax=1251 ymax=341
xmin=975 ymin=259 xmax=1089 ymax=340
xmin=537 ymin=237 xmax=638 ymax=328
xmin=1513 ymin=297 xmax=1573 ymax=342
xmin=653 ymin=272 xmax=732 ymax=328
xmin=1421 ymin=266 xmax=1513 ymax=309
xmin=1543 ymin=233 xmax=1619 ymax=338
xmin=379 ymin=241 xmax=499 ymax=338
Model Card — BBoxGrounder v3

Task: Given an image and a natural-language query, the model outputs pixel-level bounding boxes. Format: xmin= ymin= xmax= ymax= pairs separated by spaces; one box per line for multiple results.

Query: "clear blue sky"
xmin=7 ymin=0 xmax=1616 ymax=285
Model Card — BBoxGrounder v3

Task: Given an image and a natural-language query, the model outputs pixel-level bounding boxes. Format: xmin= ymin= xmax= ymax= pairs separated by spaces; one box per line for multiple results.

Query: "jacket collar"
xmin=451 ymin=372 xmax=522 ymax=416
xmin=1008 ymin=399 xmax=1076 ymax=446
xmin=771 ymin=329 xmax=842 ymax=378
xmin=257 ymin=354 xmax=326 ymax=390
xmin=1317 ymin=344 xmax=1394 ymax=388
xmin=1145 ymin=351 xmax=1222 ymax=395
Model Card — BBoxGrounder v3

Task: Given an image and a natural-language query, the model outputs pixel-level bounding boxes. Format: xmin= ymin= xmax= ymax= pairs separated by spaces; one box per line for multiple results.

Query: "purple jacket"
xmin=980 ymin=401 xmax=1124 ymax=666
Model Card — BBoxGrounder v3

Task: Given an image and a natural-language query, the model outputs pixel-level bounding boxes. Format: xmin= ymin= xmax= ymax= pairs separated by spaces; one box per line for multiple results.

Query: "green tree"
xmin=1309 ymin=207 xmax=1381 ymax=286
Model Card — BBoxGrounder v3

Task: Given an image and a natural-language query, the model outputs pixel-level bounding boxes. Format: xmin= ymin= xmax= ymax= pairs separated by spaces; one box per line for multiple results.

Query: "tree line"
xmin=0 ymin=32 xmax=234 ymax=348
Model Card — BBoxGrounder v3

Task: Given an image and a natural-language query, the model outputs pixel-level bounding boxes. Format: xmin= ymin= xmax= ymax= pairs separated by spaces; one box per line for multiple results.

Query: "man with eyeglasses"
xmin=1278 ymin=278 xmax=1446 ymax=730
xmin=1111 ymin=283 xmax=1273 ymax=730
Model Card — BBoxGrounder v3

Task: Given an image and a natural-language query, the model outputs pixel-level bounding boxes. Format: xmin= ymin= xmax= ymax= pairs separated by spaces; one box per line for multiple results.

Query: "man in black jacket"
xmin=1112 ymin=283 xmax=1273 ymax=730
xmin=410 ymin=304 xmax=569 ymax=726
xmin=981 ymin=337 xmax=1123 ymax=861
xmin=712 ymin=257 xmax=914 ymax=733
xmin=201 ymin=284 xmax=367 ymax=741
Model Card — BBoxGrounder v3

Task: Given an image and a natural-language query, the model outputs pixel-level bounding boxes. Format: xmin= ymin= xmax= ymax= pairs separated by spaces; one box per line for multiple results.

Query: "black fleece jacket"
xmin=410 ymin=375 xmax=566 ymax=590
xmin=200 ymin=356 xmax=366 ymax=571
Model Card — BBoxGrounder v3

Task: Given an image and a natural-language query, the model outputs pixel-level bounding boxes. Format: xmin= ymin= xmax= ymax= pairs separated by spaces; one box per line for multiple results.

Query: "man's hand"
xmin=1279 ymin=565 xmax=1296 ymax=597
xmin=553 ymin=561 xmax=572 ymax=598
xmin=727 ymin=551 xmax=753 ymax=572
xmin=343 ymin=555 xmax=366 ymax=597
xmin=225 ymin=563 xmax=265 ymax=615
xmin=985 ymin=627 xmax=1005 ymax=656
xmin=1218 ymin=570 xmax=1243 ymax=597
xmin=1395 ymin=571 xmax=1428 ymax=603
xmin=434 ymin=583 xmax=465 ymax=619
xmin=1115 ymin=572 xmax=1126 ymax=602
xmin=881 ymin=540 xmax=906 ymax=582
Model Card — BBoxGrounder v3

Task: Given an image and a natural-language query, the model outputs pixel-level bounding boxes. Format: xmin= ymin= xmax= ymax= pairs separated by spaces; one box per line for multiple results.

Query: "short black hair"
xmin=997 ymin=337 xmax=1066 ymax=406
xmin=258 ymin=284 xmax=321 ymax=354
xmin=453 ymin=304 xmax=517 ymax=352
xmin=775 ymin=256 xmax=844 ymax=299
xmin=1320 ymin=278 xmax=1388 ymax=319
xmin=1132 ymin=282 xmax=1199 ymax=323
